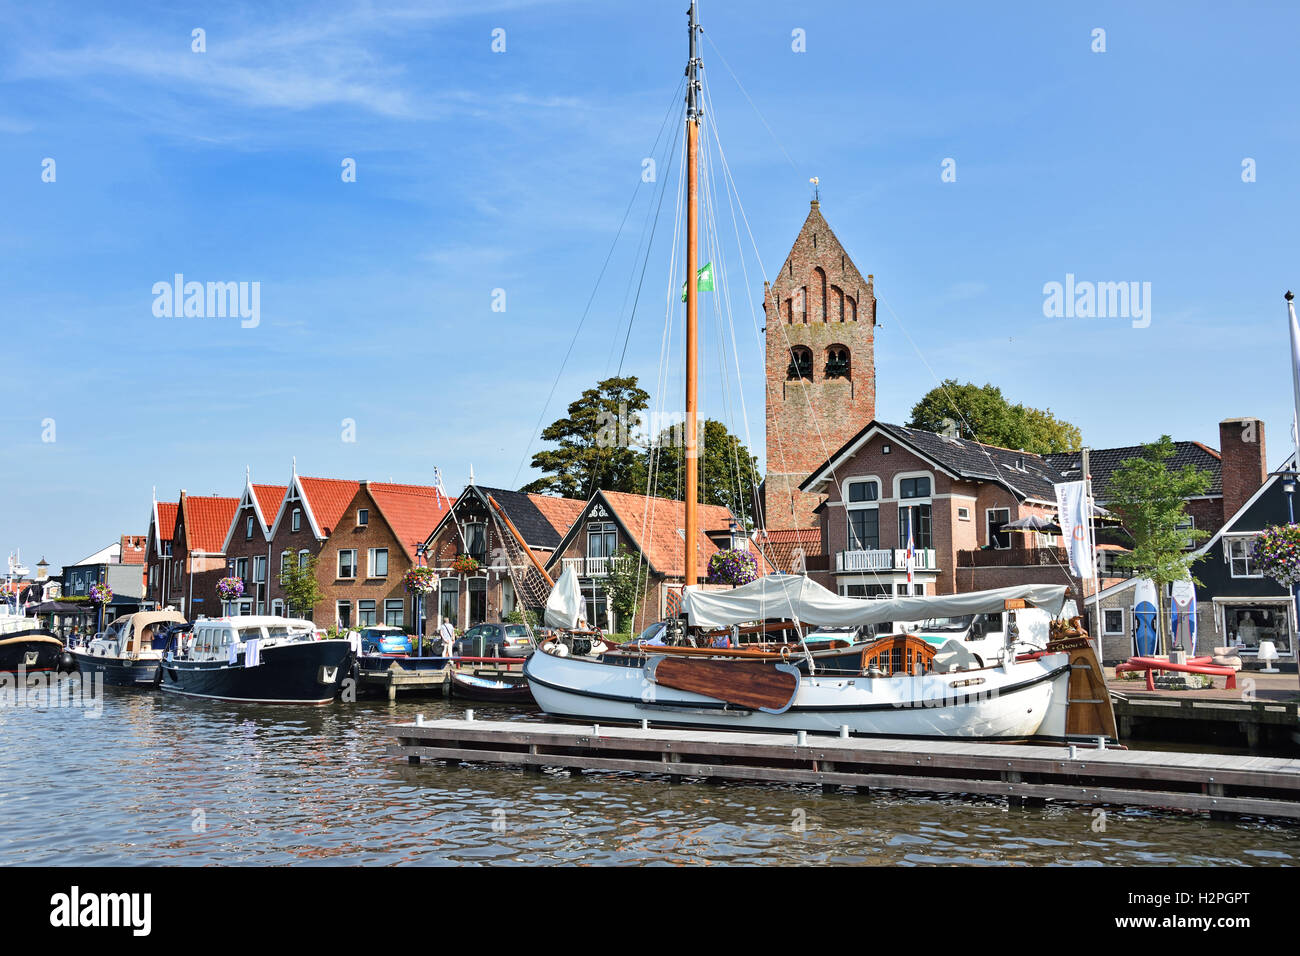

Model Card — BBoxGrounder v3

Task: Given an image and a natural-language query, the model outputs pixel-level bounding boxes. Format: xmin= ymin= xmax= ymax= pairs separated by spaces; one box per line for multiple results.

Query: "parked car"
xmin=457 ymin=623 xmax=534 ymax=658
xmin=358 ymin=625 xmax=413 ymax=656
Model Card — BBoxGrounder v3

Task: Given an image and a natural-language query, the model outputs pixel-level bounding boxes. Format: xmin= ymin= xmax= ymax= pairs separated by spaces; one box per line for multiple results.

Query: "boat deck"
xmin=387 ymin=716 xmax=1300 ymax=821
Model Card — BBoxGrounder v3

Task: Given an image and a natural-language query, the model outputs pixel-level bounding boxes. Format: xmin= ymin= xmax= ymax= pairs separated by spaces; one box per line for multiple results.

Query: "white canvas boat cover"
xmin=544 ymin=563 xmax=586 ymax=629
xmin=679 ymin=574 xmax=1068 ymax=629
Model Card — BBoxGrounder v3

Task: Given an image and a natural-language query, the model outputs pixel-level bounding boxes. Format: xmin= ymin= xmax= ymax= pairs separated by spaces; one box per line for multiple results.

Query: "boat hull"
xmin=0 ymin=631 xmax=67 ymax=673
xmin=161 ymin=640 xmax=355 ymax=705
xmin=524 ymin=649 xmax=1071 ymax=740
xmin=450 ymin=671 xmax=535 ymax=703
xmin=70 ymin=650 xmax=161 ymax=688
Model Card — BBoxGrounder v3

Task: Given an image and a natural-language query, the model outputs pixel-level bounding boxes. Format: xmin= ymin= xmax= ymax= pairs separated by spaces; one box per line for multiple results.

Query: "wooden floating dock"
xmin=387 ymin=717 xmax=1300 ymax=821
xmin=358 ymin=658 xmax=524 ymax=700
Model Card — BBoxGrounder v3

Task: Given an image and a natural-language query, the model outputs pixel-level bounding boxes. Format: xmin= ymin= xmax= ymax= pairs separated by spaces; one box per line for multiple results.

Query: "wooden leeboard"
xmin=648 ymin=656 xmax=799 ymax=712
xmin=1065 ymin=645 xmax=1119 ymax=739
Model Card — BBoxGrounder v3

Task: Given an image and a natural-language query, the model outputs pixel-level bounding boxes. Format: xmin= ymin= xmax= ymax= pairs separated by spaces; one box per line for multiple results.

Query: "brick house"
xmin=217 ymin=474 xmax=289 ymax=615
xmin=800 ymin=421 xmax=1064 ymax=600
xmin=145 ymin=499 xmax=179 ymax=610
xmin=543 ymin=490 xmax=765 ymax=636
xmin=763 ymin=199 xmax=877 ymax=532
xmin=264 ymin=472 xmax=361 ymax=617
xmin=422 ymin=485 xmax=583 ymax=633
xmin=169 ymin=490 xmax=239 ymax=619
xmin=316 ymin=481 xmax=453 ymax=631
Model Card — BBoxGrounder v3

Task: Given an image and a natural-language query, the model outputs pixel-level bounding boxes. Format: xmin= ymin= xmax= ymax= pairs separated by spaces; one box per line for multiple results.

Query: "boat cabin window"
xmin=237 ymin=626 xmax=264 ymax=643
xmin=916 ymin=615 xmax=975 ymax=634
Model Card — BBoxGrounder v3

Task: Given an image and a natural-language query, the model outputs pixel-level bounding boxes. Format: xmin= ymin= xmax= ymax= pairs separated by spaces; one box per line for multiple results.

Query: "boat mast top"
xmin=686 ymin=1 xmax=702 ymax=124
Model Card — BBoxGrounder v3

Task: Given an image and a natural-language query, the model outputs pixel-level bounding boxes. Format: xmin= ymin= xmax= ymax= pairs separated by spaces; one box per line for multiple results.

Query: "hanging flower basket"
xmin=450 ymin=554 xmax=480 ymax=575
xmin=1252 ymin=524 xmax=1300 ymax=587
xmin=707 ymin=548 xmax=758 ymax=587
xmin=404 ymin=566 xmax=439 ymax=594
xmin=88 ymin=582 xmax=113 ymax=605
xmin=216 ymin=576 xmax=245 ymax=601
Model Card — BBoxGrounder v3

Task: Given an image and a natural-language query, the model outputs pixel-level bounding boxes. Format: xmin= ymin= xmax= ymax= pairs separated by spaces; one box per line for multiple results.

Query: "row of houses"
xmin=123 ymin=410 xmax=1293 ymax=665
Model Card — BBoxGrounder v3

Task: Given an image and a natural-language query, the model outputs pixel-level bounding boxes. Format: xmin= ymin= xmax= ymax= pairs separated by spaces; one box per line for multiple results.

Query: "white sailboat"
xmin=523 ymin=4 xmax=1116 ymax=742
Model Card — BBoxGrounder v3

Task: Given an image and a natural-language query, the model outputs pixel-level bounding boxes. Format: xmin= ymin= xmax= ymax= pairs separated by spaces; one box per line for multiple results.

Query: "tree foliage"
xmin=605 ymin=544 xmax=650 ymax=633
xmin=279 ymin=553 xmax=323 ymax=620
xmin=1106 ymin=435 xmax=1212 ymax=589
xmin=907 ymin=380 xmax=1082 ymax=453
xmin=643 ymin=418 xmax=762 ymax=526
xmin=520 ymin=376 xmax=650 ymax=499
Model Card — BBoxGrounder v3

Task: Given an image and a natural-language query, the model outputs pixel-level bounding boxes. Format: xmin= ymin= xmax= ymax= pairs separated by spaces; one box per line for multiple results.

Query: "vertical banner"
xmin=1055 ymin=480 xmax=1095 ymax=579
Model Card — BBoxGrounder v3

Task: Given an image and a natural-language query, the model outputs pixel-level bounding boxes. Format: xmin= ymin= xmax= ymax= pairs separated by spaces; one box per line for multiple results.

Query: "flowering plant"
xmin=88 ymin=582 xmax=113 ymax=605
xmin=404 ymin=566 xmax=439 ymax=594
xmin=216 ymin=576 xmax=245 ymax=601
xmin=1252 ymin=524 xmax=1300 ymax=587
xmin=450 ymin=554 xmax=480 ymax=575
xmin=707 ymin=548 xmax=758 ymax=586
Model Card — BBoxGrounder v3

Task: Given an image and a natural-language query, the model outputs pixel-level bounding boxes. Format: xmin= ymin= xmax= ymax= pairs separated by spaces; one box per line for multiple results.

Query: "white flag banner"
xmin=1287 ymin=293 xmax=1300 ymax=451
xmin=1055 ymin=480 xmax=1094 ymax=579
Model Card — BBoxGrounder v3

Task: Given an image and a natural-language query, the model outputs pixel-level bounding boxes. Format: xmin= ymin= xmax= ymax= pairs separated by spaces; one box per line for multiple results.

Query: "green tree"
xmin=521 ymin=375 xmax=651 ymax=499
xmin=641 ymin=418 xmax=763 ymax=526
xmin=907 ymin=380 xmax=1081 ymax=453
xmin=1106 ymin=436 xmax=1213 ymax=645
xmin=279 ymin=553 xmax=323 ymax=620
xmin=605 ymin=544 xmax=650 ymax=636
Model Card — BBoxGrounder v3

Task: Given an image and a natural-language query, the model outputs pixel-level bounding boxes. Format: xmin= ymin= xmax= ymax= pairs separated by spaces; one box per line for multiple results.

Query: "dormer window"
xmin=825 ymin=346 xmax=850 ymax=379
xmin=357 ymin=508 xmax=369 ymax=527
xmin=787 ymin=346 xmax=813 ymax=380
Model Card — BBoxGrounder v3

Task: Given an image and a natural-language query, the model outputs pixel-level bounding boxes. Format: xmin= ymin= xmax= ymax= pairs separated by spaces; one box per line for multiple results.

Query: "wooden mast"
xmin=684 ymin=0 xmax=701 ymax=589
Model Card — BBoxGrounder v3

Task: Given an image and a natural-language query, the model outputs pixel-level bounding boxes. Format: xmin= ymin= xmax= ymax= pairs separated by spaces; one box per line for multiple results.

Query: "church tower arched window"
xmin=825 ymin=346 xmax=850 ymax=379
xmin=787 ymin=346 xmax=813 ymax=380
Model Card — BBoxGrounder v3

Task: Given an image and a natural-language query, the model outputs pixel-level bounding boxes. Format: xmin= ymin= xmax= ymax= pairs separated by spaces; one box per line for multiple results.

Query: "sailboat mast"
xmin=684 ymin=0 xmax=701 ymax=588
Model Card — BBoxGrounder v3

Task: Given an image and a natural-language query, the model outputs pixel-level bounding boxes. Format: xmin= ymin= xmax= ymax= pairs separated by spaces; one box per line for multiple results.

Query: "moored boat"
xmin=450 ymin=670 xmax=535 ymax=703
xmin=0 ymin=613 xmax=68 ymax=674
xmin=160 ymin=615 xmax=354 ymax=705
xmin=69 ymin=610 xmax=186 ymax=688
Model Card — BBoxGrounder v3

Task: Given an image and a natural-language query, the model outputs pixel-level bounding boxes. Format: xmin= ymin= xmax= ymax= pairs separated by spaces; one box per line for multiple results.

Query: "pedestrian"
xmin=438 ymin=619 xmax=456 ymax=658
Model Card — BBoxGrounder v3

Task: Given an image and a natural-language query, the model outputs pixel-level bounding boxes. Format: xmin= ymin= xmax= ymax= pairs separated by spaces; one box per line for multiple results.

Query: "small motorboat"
xmin=0 ymin=613 xmax=69 ymax=674
xmin=69 ymin=610 xmax=186 ymax=688
xmin=450 ymin=670 xmax=535 ymax=703
xmin=160 ymin=615 xmax=354 ymax=705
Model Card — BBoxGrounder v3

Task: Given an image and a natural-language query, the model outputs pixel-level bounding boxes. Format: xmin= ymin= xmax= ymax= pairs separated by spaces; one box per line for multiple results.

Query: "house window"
xmin=384 ymin=599 xmax=404 ymax=628
xmin=336 ymin=601 xmax=352 ymax=629
xmin=465 ymin=523 xmax=487 ymax=562
xmin=358 ymin=600 xmax=377 ymax=626
xmin=787 ymin=346 xmax=813 ymax=380
xmin=439 ymin=578 xmax=460 ymax=626
xmin=253 ymin=556 xmax=266 ymax=583
xmin=235 ymin=557 xmax=249 ymax=581
xmin=1102 ymin=608 xmax=1125 ymax=635
xmin=1225 ymin=605 xmax=1290 ymax=654
xmin=502 ymin=579 xmax=516 ymax=618
xmin=368 ymin=548 xmax=388 ymax=578
xmin=357 ymin=509 xmax=369 ymax=527
xmin=1227 ymin=537 xmax=1260 ymax=578
xmin=246 ymin=515 xmax=254 ymax=539
xmin=825 ymin=346 xmax=850 ymax=379
xmin=899 ymin=505 xmax=932 ymax=550
xmin=957 ymin=507 xmax=971 ymax=521
xmin=292 ymin=508 xmax=302 ymax=532
xmin=587 ymin=522 xmax=617 ymax=560
xmin=899 ymin=476 xmax=931 ymax=499
xmin=271 ymin=599 xmax=284 ymax=617
xmin=847 ymin=480 xmax=878 ymax=503
xmin=298 ymin=549 xmax=310 ymax=569
xmin=280 ymin=551 xmax=291 ymax=573
xmin=987 ymin=508 xmax=1011 ymax=550
xmin=841 ymin=583 xmax=890 ymax=600
xmin=338 ymin=549 xmax=357 ymax=579
xmin=468 ymin=578 xmax=487 ymax=625
xmin=848 ymin=509 xmax=879 ymax=551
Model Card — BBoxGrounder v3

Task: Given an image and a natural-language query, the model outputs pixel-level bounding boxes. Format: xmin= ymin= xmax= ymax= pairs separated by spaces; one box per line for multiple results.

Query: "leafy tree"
xmin=641 ymin=418 xmax=763 ymax=526
xmin=1106 ymin=435 xmax=1213 ymax=644
xmin=907 ymin=380 xmax=1081 ymax=453
xmin=279 ymin=553 xmax=323 ymax=620
xmin=521 ymin=376 xmax=650 ymax=499
xmin=605 ymin=545 xmax=650 ymax=634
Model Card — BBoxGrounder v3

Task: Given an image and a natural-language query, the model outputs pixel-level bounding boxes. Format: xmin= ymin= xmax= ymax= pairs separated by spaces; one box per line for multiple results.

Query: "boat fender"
xmin=553 ymin=643 xmax=571 ymax=658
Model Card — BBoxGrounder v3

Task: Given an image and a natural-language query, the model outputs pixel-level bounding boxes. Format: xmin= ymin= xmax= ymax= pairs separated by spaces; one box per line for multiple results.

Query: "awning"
xmin=680 ymin=573 xmax=1069 ymax=629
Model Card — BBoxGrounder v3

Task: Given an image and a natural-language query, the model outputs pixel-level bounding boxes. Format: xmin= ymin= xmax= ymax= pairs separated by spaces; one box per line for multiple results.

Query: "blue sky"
xmin=4 ymin=1 xmax=1300 ymax=571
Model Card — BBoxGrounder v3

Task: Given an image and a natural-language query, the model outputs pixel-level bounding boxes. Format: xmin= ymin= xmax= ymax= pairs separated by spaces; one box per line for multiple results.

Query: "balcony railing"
xmin=836 ymin=549 xmax=938 ymax=573
xmin=957 ymin=547 xmax=1068 ymax=569
xmin=562 ymin=556 xmax=611 ymax=577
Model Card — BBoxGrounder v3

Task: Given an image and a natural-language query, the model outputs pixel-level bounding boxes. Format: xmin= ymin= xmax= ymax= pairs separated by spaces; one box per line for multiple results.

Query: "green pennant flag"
xmin=681 ymin=262 xmax=715 ymax=302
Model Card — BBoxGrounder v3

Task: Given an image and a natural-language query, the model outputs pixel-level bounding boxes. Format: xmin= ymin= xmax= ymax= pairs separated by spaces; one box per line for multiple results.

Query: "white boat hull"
xmin=524 ymin=650 xmax=1072 ymax=740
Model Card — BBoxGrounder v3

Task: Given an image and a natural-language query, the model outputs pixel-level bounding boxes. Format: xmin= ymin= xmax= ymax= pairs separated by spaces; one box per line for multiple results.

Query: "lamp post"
xmin=1285 ymin=474 xmax=1298 ymax=678
xmin=414 ymin=542 xmax=427 ymax=656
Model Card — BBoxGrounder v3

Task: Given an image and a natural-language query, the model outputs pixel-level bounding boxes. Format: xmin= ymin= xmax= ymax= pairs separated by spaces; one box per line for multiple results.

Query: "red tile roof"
xmin=527 ymin=494 xmax=587 ymax=545
xmin=182 ymin=495 xmax=240 ymax=554
xmin=297 ymin=477 xmax=362 ymax=536
xmin=367 ymin=483 xmax=456 ymax=561
xmin=754 ymin=528 xmax=822 ymax=574
xmin=599 ymin=491 xmax=767 ymax=579
xmin=118 ymin=535 xmax=148 ymax=565
xmin=155 ymin=502 xmax=179 ymax=548
xmin=252 ymin=484 xmax=288 ymax=525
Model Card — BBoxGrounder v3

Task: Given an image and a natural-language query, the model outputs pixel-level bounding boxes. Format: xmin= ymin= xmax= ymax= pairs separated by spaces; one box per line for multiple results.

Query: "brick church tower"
xmin=763 ymin=200 xmax=876 ymax=530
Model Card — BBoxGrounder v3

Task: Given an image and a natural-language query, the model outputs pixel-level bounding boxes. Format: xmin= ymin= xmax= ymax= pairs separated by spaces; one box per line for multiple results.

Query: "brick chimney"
xmin=1218 ymin=418 xmax=1267 ymax=523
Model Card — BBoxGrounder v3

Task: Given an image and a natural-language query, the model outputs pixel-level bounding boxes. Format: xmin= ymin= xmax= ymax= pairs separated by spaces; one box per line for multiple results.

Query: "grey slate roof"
xmin=1045 ymin=443 xmax=1222 ymax=500
xmin=473 ymin=486 xmax=565 ymax=550
xmin=877 ymin=423 xmax=1065 ymax=501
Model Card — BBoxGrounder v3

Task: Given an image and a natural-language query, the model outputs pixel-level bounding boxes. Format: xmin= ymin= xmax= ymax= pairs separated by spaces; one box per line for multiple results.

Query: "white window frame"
xmin=271 ymin=599 xmax=284 ymax=617
xmin=384 ymin=598 xmax=404 ymax=628
xmin=957 ymin=506 xmax=971 ymax=521
xmin=357 ymin=508 xmax=369 ymax=527
xmin=297 ymin=548 xmax=310 ymax=569
xmin=292 ymin=508 xmax=302 ymax=532
xmin=368 ymin=548 xmax=388 ymax=579
xmin=358 ymin=599 xmax=377 ymax=626
xmin=1102 ymin=607 xmax=1125 ymax=636
xmin=338 ymin=549 xmax=357 ymax=579
xmin=335 ymin=600 xmax=352 ymax=627
xmin=1226 ymin=535 xmax=1262 ymax=579
xmin=246 ymin=515 xmax=255 ymax=539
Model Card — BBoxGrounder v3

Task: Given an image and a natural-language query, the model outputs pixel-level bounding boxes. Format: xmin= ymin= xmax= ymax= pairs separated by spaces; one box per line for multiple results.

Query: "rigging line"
xmin=512 ymin=82 xmax=688 ymax=492
xmin=701 ymin=28 xmax=800 ymax=177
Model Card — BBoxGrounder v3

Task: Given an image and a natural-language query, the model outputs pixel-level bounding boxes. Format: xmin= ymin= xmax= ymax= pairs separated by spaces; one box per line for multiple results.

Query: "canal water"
xmin=1 ymin=691 xmax=1295 ymax=865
